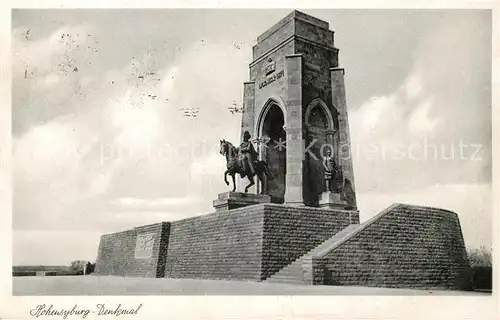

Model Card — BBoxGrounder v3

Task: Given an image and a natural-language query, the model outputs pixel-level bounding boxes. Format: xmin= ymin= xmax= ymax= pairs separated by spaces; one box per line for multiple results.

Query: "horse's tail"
xmin=261 ymin=161 xmax=274 ymax=180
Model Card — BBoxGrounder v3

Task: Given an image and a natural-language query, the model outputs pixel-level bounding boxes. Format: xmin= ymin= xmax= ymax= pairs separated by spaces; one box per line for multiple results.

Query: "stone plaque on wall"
xmin=134 ymin=232 xmax=155 ymax=259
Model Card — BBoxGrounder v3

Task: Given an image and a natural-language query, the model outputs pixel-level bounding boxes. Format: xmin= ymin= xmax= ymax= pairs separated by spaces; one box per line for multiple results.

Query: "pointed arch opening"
xmin=304 ymin=98 xmax=341 ymax=206
xmin=256 ymin=98 xmax=287 ymax=203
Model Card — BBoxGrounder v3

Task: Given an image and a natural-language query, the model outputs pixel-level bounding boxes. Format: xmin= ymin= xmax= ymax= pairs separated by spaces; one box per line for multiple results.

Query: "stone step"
xmin=266 ymin=278 xmax=307 ymax=285
xmin=265 ymin=224 xmax=360 ymax=284
xmin=306 ymin=224 xmax=360 ymax=257
xmin=266 ymin=260 xmax=305 ymax=284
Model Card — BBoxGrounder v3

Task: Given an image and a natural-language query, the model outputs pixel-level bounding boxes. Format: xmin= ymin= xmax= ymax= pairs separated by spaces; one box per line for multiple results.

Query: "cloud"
xmin=408 ymin=98 xmax=440 ymax=135
xmin=13 ymin=25 xmax=93 ymax=75
xmin=13 ymin=25 xmax=249 ymax=237
xmin=12 ymin=24 xmax=104 ymax=136
xmin=350 ymin=13 xmax=491 ymax=194
xmin=14 ymin=230 xmax=102 ymax=265
xmin=347 ymin=12 xmax=492 ymax=250
xmin=191 ymin=152 xmax=226 ymax=178
xmin=350 ymin=95 xmax=399 ymax=138
xmin=109 ymin=196 xmax=201 ymax=211
xmin=111 ymin=89 xmax=163 ymax=148
xmin=402 ymin=72 xmax=422 ymax=100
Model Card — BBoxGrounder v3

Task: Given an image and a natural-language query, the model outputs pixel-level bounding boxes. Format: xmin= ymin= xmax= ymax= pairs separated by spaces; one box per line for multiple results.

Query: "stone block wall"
xmin=95 ymin=229 xmax=134 ymax=276
xmin=95 ymin=203 xmax=357 ymax=281
xmin=294 ymin=18 xmax=334 ymax=47
xmin=252 ymin=10 xmax=334 ymax=60
xmin=94 ymin=202 xmax=470 ymax=290
xmin=95 ymin=222 xmax=170 ymax=277
xmin=261 ymin=204 xmax=354 ymax=279
xmin=253 ymin=18 xmax=294 ymax=59
xmin=164 ymin=204 xmax=356 ymax=281
xmin=314 ymin=204 xmax=472 ymax=290
xmin=164 ymin=205 xmax=265 ymax=281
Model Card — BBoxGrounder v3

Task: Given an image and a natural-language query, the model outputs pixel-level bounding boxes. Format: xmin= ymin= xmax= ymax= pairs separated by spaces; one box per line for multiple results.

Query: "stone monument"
xmin=237 ymin=10 xmax=356 ymax=209
xmin=95 ymin=11 xmax=472 ymax=291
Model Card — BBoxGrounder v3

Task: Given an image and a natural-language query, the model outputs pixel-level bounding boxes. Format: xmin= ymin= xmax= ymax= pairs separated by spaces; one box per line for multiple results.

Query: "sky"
xmin=11 ymin=9 xmax=492 ymax=265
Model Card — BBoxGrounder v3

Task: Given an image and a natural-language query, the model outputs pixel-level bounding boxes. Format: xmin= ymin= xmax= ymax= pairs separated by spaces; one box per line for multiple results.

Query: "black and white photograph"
xmin=1 ymin=3 xmax=498 ymax=318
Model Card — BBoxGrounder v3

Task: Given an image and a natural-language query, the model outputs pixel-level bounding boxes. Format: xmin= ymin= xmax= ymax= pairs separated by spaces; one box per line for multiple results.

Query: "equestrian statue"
xmin=219 ymin=131 xmax=273 ymax=193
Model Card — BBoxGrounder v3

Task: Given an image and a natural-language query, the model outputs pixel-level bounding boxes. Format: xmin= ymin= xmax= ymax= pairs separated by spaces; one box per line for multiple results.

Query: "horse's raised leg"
xmin=256 ymin=171 xmax=265 ymax=194
xmin=231 ymin=173 xmax=236 ymax=192
xmin=245 ymin=175 xmax=255 ymax=193
xmin=224 ymin=170 xmax=229 ymax=186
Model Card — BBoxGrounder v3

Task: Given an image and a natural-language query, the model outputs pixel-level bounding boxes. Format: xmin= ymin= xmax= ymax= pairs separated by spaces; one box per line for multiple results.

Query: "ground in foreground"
xmin=12 ymin=276 xmax=489 ymax=296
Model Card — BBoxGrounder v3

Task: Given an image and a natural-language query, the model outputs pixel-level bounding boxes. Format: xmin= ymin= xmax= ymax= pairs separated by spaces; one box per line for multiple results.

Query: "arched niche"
xmin=303 ymin=97 xmax=340 ymax=206
xmin=255 ymin=97 xmax=287 ymax=138
xmin=255 ymin=98 xmax=287 ymax=203
xmin=304 ymin=97 xmax=335 ymax=131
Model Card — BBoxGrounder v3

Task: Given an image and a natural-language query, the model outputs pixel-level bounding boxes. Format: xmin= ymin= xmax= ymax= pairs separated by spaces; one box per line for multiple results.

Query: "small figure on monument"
xmin=239 ymin=131 xmax=259 ymax=174
xmin=323 ymin=149 xmax=336 ymax=192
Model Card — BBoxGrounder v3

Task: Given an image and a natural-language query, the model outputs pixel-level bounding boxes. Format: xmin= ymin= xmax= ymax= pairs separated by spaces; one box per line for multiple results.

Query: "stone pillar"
xmin=284 ymin=54 xmax=304 ymax=206
xmin=330 ymin=67 xmax=357 ymax=209
xmin=240 ymin=81 xmax=256 ymax=140
xmin=238 ymin=81 xmax=256 ymax=193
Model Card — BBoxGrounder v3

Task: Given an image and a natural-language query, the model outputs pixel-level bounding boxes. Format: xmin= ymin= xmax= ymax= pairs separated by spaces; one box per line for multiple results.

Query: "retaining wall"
xmin=313 ymin=204 xmax=472 ymax=290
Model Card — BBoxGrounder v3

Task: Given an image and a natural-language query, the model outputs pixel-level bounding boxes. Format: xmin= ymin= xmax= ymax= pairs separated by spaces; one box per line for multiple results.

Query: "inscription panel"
xmin=134 ymin=232 xmax=155 ymax=259
xmin=258 ymin=70 xmax=285 ymax=89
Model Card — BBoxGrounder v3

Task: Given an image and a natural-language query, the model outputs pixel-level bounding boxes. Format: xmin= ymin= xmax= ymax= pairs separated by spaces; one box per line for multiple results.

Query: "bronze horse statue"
xmin=219 ymin=139 xmax=273 ymax=193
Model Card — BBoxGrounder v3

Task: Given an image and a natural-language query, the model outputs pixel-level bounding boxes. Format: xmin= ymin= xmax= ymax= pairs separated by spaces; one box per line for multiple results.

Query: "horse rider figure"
xmin=238 ymin=131 xmax=259 ymax=176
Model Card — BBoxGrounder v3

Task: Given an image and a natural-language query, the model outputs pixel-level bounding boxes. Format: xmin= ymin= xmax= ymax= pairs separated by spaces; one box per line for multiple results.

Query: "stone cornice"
xmin=250 ymin=35 xmax=338 ymax=68
xmin=256 ymin=10 xmax=329 ymax=43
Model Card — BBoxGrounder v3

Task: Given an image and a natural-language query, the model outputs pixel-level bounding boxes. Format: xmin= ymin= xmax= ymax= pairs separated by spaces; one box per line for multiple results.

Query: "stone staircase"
xmin=265 ymin=224 xmax=360 ymax=284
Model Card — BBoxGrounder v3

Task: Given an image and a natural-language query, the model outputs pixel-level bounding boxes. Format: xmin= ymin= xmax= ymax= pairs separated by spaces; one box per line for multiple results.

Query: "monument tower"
xmin=96 ymin=11 xmax=471 ymax=291
xmin=240 ymin=10 xmax=357 ymax=209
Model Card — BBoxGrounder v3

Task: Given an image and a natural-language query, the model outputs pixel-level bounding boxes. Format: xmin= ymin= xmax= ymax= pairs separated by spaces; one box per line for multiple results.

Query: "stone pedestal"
xmin=213 ymin=192 xmax=271 ymax=212
xmin=319 ymin=192 xmax=347 ymax=210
